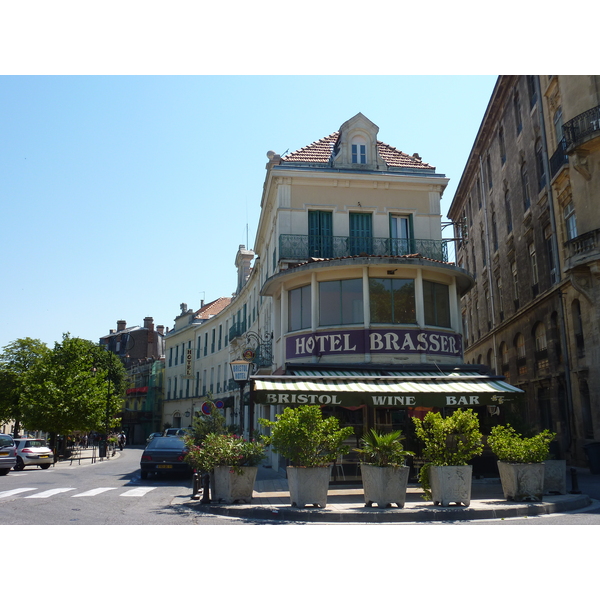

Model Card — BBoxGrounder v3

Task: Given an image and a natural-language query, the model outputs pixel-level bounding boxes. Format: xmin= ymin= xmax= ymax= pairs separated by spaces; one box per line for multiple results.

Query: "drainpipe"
xmin=535 ymin=75 xmax=574 ymax=457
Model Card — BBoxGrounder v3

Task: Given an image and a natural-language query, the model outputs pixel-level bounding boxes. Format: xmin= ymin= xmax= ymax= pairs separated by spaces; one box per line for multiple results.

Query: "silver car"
xmin=13 ymin=438 xmax=54 ymax=471
xmin=0 ymin=434 xmax=17 ymax=475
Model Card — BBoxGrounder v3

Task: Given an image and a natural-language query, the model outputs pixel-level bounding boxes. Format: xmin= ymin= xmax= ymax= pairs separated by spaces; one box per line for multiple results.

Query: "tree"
xmin=23 ymin=334 xmax=127 ymax=435
xmin=0 ymin=338 xmax=49 ymax=433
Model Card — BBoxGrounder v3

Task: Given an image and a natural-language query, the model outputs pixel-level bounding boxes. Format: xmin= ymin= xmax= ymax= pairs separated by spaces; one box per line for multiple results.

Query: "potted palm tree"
xmin=259 ymin=405 xmax=353 ymax=508
xmin=487 ymin=424 xmax=555 ymax=501
xmin=355 ymin=429 xmax=414 ymax=508
xmin=412 ymin=408 xmax=483 ymax=507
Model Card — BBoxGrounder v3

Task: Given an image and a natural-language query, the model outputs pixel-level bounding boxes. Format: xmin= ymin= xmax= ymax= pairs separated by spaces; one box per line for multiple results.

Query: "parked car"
xmin=13 ymin=438 xmax=54 ymax=471
xmin=163 ymin=428 xmax=188 ymax=437
xmin=0 ymin=434 xmax=17 ymax=475
xmin=140 ymin=436 xmax=192 ymax=480
xmin=146 ymin=432 xmax=163 ymax=444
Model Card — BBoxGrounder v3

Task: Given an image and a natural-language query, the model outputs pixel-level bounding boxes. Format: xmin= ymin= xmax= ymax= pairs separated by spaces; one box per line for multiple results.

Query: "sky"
xmin=1 ymin=75 xmax=500 ymax=350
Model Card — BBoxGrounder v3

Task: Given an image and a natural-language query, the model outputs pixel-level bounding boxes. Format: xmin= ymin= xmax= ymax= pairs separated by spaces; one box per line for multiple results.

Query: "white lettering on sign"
xmin=371 ymin=396 xmax=417 ymax=406
xmin=368 ymin=332 xmax=458 ymax=354
xmin=294 ymin=334 xmax=357 ymax=355
xmin=446 ymin=396 xmax=480 ymax=405
xmin=265 ymin=393 xmax=341 ymax=405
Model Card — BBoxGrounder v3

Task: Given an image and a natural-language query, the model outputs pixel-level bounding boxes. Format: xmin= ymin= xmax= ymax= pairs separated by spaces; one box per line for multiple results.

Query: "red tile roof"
xmin=280 ymin=132 xmax=434 ymax=170
xmin=195 ymin=297 xmax=232 ymax=319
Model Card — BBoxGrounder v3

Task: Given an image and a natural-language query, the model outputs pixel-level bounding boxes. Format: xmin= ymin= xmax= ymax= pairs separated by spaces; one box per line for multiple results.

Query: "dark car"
xmin=0 ymin=434 xmax=17 ymax=475
xmin=140 ymin=436 xmax=192 ymax=480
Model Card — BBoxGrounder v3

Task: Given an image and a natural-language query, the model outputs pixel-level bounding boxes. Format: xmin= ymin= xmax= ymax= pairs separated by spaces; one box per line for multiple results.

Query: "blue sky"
xmin=1 ymin=75 xmax=498 ymax=349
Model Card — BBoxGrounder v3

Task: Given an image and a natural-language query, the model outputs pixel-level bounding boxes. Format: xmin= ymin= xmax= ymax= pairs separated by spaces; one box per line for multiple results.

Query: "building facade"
xmin=167 ymin=113 xmax=523 ymax=476
xmin=99 ymin=317 xmax=166 ymax=444
xmin=448 ymin=75 xmax=600 ymax=465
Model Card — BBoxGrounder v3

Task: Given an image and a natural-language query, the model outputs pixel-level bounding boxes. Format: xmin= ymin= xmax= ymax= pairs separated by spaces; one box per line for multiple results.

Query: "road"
xmin=0 ymin=447 xmax=238 ymax=525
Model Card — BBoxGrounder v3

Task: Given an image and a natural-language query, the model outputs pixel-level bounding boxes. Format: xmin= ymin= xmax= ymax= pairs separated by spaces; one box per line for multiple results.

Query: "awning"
xmin=251 ymin=368 xmax=524 ymax=409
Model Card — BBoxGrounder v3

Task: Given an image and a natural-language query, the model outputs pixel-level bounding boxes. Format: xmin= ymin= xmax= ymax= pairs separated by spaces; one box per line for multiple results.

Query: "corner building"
xmin=448 ymin=76 xmax=600 ymax=466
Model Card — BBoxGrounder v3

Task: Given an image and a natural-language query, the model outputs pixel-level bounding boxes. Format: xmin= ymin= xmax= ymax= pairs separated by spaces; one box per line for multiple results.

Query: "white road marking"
xmin=72 ymin=487 xmax=117 ymax=497
xmin=25 ymin=488 xmax=76 ymax=498
xmin=0 ymin=488 xmax=37 ymax=498
xmin=120 ymin=487 xmax=156 ymax=497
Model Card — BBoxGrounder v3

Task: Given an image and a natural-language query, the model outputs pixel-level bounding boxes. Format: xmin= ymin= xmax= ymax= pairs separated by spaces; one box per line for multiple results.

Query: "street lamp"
xmin=230 ymin=359 xmax=252 ymax=438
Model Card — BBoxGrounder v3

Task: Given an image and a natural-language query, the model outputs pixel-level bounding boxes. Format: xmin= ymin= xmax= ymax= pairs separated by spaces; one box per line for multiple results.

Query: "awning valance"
xmin=251 ymin=369 xmax=524 ymax=409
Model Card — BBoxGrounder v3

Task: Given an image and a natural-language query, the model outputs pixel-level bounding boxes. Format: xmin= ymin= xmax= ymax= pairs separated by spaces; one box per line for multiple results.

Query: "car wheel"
xmin=14 ymin=457 xmax=25 ymax=471
xmin=140 ymin=470 xmax=148 ymax=480
xmin=40 ymin=464 xmax=51 ymax=470
xmin=0 ymin=468 xmax=10 ymax=476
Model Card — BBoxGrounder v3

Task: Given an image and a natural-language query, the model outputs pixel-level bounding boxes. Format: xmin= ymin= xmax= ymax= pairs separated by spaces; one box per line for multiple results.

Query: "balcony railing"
xmin=229 ymin=321 xmax=247 ymax=341
xmin=549 ymin=139 xmax=569 ymax=179
xmin=563 ymin=105 xmax=600 ymax=151
xmin=564 ymin=228 xmax=600 ymax=261
xmin=279 ymin=234 xmax=448 ymax=262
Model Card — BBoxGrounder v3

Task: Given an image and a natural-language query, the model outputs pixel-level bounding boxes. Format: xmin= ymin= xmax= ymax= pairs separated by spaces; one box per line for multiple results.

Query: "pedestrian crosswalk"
xmin=0 ymin=486 xmax=157 ymax=499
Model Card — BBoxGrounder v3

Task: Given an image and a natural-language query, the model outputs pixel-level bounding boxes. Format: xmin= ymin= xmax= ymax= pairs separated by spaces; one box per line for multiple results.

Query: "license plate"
xmin=38 ymin=455 xmax=49 ymax=458
xmin=0 ymin=452 xmax=8 ymax=457
xmin=157 ymin=464 xmax=172 ymax=469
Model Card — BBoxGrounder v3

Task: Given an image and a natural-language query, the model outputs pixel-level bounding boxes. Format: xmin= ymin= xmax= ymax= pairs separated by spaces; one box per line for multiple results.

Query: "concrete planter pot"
xmin=430 ymin=464 xmax=473 ymax=507
xmin=287 ymin=466 xmax=331 ymax=508
xmin=543 ymin=459 xmax=567 ymax=495
xmin=361 ymin=464 xmax=410 ymax=508
xmin=212 ymin=466 xmax=258 ymax=504
xmin=497 ymin=461 xmax=545 ymax=501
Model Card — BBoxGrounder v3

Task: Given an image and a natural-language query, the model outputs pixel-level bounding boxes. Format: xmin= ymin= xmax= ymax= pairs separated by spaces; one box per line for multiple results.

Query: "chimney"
xmin=156 ymin=325 xmax=165 ymax=335
xmin=144 ymin=317 xmax=154 ymax=331
xmin=117 ymin=320 xmax=126 ymax=331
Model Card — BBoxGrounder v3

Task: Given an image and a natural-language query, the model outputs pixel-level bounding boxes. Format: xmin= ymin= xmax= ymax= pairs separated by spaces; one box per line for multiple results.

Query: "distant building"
xmin=100 ymin=317 xmax=166 ymax=444
xmin=448 ymin=75 xmax=600 ymax=465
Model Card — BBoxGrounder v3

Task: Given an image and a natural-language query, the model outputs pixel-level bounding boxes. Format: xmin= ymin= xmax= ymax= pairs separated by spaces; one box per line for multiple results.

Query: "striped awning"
xmin=251 ymin=369 xmax=524 ymax=408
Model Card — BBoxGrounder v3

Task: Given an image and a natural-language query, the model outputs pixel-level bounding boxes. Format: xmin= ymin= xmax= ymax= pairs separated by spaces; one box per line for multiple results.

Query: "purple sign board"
xmin=286 ymin=328 xmax=463 ymax=360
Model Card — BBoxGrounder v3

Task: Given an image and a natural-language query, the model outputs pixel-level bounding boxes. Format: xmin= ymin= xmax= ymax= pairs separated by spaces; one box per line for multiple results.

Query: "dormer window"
xmin=351 ymin=135 xmax=367 ymax=164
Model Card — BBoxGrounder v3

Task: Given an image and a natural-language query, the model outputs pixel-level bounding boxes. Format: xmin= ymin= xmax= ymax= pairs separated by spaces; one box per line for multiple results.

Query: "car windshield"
xmin=25 ymin=440 xmax=47 ymax=448
xmin=149 ymin=438 xmax=185 ymax=449
xmin=0 ymin=436 xmax=14 ymax=449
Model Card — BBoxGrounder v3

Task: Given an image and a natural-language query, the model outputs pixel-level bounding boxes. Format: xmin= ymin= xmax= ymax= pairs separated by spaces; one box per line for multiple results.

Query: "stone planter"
xmin=543 ymin=459 xmax=567 ymax=495
xmin=497 ymin=461 xmax=545 ymax=501
xmin=287 ymin=466 xmax=331 ymax=508
xmin=362 ymin=464 xmax=410 ymax=508
xmin=430 ymin=464 xmax=473 ymax=507
xmin=212 ymin=466 xmax=258 ymax=504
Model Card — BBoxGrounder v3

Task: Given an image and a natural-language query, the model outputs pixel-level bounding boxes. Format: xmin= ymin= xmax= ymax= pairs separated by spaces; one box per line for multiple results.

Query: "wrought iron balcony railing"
xmin=228 ymin=321 xmax=246 ymax=341
xmin=279 ymin=234 xmax=448 ymax=262
xmin=563 ymin=105 xmax=600 ymax=151
xmin=549 ymin=139 xmax=568 ymax=179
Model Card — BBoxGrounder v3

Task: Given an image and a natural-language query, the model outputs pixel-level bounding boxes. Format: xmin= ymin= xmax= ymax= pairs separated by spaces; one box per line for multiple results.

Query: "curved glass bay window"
xmin=288 ymin=284 xmax=311 ymax=331
xmin=319 ymin=279 xmax=363 ymax=326
xmin=423 ymin=280 xmax=451 ymax=328
xmin=369 ymin=278 xmax=416 ymax=324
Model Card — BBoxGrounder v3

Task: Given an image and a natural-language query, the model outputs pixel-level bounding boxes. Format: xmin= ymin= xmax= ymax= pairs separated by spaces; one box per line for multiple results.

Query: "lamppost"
xmin=230 ymin=359 xmax=252 ymax=438
xmin=185 ymin=402 xmax=196 ymax=428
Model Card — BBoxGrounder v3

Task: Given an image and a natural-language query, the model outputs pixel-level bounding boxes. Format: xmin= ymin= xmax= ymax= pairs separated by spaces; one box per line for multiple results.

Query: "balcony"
xmin=229 ymin=321 xmax=247 ymax=341
xmin=279 ymin=234 xmax=448 ymax=263
xmin=549 ymin=139 xmax=569 ymax=180
xmin=563 ymin=105 xmax=600 ymax=153
xmin=564 ymin=228 xmax=600 ymax=268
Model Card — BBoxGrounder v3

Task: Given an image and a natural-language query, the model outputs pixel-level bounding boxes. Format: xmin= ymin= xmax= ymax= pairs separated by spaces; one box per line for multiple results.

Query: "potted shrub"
xmin=355 ymin=429 xmax=414 ymax=508
xmin=259 ymin=405 xmax=353 ymax=508
xmin=412 ymin=409 xmax=483 ymax=507
xmin=185 ymin=433 xmax=266 ymax=504
xmin=487 ymin=424 xmax=555 ymax=501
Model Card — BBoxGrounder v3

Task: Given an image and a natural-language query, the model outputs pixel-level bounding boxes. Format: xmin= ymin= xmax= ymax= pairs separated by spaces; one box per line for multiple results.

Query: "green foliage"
xmin=23 ymin=334 xmax=127 ymax=435
xmin=487 ymin=424 xmax=555 ymax=464
xmin=412 ymin=409 xmax=483 ymax=500
xmin=355 ymin=429 xmax=414 ymax=467
xmin=186 ymin=398 xmax=228 ymax=446
xmin=185 ymin=433 xmax=266 ymax=475
xmin=0 ymin=338 xmax=49 ymax=429
xmin=259 ymin=405 xmax=354 ymax=468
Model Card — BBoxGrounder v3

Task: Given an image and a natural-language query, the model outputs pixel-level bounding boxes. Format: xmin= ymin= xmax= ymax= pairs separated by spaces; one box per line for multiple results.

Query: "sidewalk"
xmin=191 ymin=464 xmax=598 ymax=523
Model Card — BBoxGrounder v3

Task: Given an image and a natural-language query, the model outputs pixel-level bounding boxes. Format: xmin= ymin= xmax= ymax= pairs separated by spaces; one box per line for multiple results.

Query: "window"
xmin=514 ymin=91 xmax=523 ymax=135
xmin=511 ymin=261 xmax=519 ymax=306
xmin=319 ymin=279 xmax=363 ymax=326
xmin=527 ymin=75 xmax=537 ymax=108
xmin=515 ymin=333 xmax=527 ymax=375
xmin=476 ymin=178 xmax=482 ymax=209
xmin=486 ymin=154 xmax=493 ymax=189
xmin=529 ymin=243 xmax=539 ymax=285
xmin=521 ymin=163 xmax=531 ymax=210
xmin=535 ymin=322 xmax=549 ymax=371
xmin=564 ymin=201 xmax=577 ymax=240
xmin=349 ymin=212 xmax=372 ymax=255
xmin=505 ymin=189 xmax=513 ymax=233
xmin=499 ymin=127 xmax=506 ymax=164
xmin=535 ymin=139 xmax=546 ymax=191
xmin=492 ymin=212 xmax=498 ymax=252
xmin=481 ymin=231 xmax=487 ymax=267
xmin=369 ymin=278 xmax=416 ymax=324
xmin=390 ymin=215 xmax=412 ymax=254
xmin=423 ymin=280 xmax=451 ymax=328
xmin=289 ymin=284 xmax=311 ymax=331
xmin=497 ymin=277 xmax=504 ymax=319
xmin=351 ymin=135 xmax=367 ymax=164
xmin=545 ymin=226 xmax=557 ymax=285
xmin=553 ymin=108 xmax=564 ymax=146
xmin=308 ymin=210 xmax=333 ymax=257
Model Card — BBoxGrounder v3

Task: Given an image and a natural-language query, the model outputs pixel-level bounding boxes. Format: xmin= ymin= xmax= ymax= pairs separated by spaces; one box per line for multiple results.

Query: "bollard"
xmin=192 ymin=472 xmax=200 ymax=500
xmin=569 ymin=467 xmax=582 ymax=494
xmin=201 ymin=472 xmax=211 ymax=504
